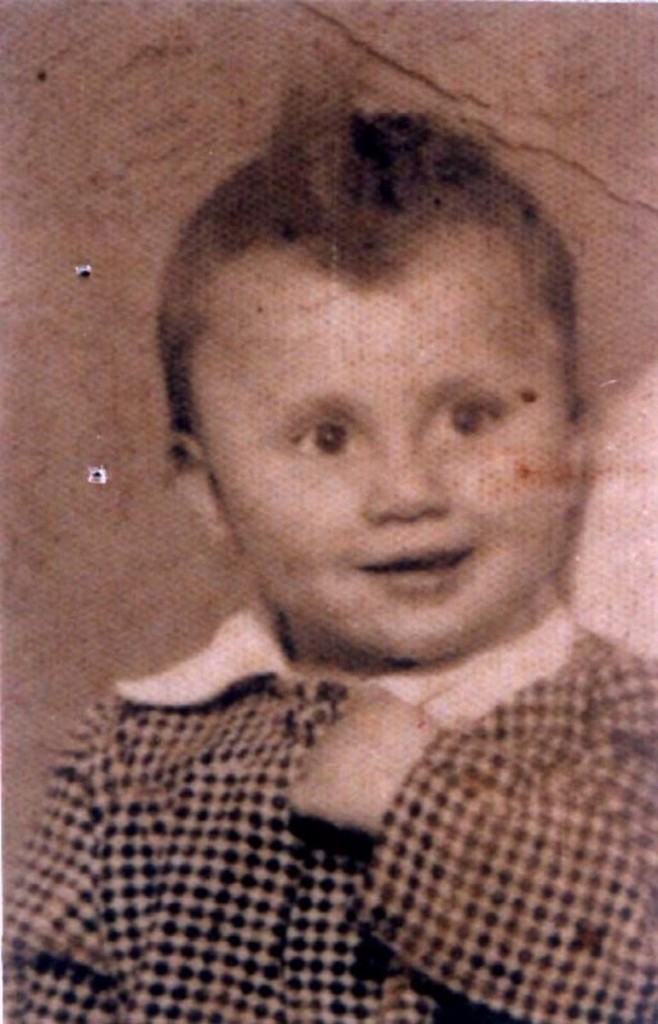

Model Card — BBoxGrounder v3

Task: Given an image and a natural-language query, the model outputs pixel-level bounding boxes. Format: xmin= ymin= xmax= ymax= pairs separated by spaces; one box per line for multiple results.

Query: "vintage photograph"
xmin=3 ymin=2 xmax=657 ymax=1022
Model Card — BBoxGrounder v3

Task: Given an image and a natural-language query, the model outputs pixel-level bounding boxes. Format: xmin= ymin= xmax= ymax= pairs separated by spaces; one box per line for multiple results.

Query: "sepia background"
xmin=3 ymin=0 xmax=657 ymax=879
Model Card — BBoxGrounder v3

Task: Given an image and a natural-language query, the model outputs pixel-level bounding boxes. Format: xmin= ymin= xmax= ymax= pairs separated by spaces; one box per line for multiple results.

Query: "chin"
xmin=354 ymin=608 xmax=520 ymax=671
xmin=381 ymin=637 xmax=465 ymax=670
xmin=335 ymin=622 xmax=470 ymax=673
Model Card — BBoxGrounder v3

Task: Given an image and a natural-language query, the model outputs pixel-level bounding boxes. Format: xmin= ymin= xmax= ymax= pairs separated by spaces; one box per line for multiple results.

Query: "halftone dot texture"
xmin=4 ymin=2 xmax=658 ymax=884
xmin=4 ymin=14 xmax=658 ymax=1024
xmin=6 ymin=636 xmax=657 ymax=1023
xmin=363 ymin=636 xmax=658 ymax=1024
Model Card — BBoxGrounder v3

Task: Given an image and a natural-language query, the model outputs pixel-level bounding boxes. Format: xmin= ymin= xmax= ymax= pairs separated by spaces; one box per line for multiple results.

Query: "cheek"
xmin=452 ymin=436 xmax=576 ymax=515
xmin=221 ymin=483 xmax=333 ymax=574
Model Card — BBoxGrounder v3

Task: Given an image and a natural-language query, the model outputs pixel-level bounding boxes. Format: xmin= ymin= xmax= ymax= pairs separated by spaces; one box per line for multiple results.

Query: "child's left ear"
xmin=168 ymin=434 xmax=228 ymax=541
xmin=566 ymin=420 xmax=590 ymax=498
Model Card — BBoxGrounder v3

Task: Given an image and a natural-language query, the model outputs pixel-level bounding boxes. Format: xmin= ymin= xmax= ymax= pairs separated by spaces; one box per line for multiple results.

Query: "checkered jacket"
xmin=6 ymin=634 xmax=658 ymax=1024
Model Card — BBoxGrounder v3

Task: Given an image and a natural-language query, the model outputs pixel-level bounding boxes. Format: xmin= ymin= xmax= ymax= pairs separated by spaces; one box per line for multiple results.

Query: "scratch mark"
xmin=300 ymin=2 xmax=658 ymax=219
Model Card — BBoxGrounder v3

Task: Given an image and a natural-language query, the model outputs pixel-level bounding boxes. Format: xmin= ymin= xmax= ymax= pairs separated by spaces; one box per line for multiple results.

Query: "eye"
xmin=301 ymin=421 xmax=350 ymax=455
xmin=451 ymin=399 xmax=502 ymax=436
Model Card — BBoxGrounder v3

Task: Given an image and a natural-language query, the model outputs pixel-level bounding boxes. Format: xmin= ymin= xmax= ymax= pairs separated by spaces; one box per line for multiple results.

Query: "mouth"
xmin=362 ymin=547 xmax=474 ymax=574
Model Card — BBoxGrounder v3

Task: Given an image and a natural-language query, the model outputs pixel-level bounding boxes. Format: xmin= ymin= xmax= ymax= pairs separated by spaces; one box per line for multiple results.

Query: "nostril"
xmin=364 ymin=461 xmax=449 ymax=524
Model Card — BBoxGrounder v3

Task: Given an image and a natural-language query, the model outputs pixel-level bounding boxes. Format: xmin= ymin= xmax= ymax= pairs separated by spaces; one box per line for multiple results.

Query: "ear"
xmin=566 ymin=409 xmax=591 ymax=494
xmin=563 ymin=417 xmax=591 ymax=555
xmin=168 ymin=434 xmax=229 ymax=541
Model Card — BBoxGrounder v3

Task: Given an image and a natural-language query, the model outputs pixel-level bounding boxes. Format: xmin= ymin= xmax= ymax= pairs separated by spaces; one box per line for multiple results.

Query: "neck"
xmin=266 ymin=583 xmax=566 ymax=686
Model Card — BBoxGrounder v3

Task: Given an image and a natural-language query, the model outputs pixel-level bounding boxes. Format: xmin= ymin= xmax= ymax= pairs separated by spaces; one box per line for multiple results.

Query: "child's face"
xmin=191 ymin=228 xmax=583 ymax=672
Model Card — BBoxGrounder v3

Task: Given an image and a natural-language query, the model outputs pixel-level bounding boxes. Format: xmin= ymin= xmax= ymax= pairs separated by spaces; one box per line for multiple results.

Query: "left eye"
xmin=451 ymin=400 xmax=502 ymax=436
xmin=303 ymin=421 xmax=350 ymax=455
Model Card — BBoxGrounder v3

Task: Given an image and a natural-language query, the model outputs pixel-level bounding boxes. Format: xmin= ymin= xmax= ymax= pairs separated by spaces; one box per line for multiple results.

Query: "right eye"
xmin=450 ymin=397 xmax=504 ymax=436
xmin=299 ymin=421 xmax=350 ymax=456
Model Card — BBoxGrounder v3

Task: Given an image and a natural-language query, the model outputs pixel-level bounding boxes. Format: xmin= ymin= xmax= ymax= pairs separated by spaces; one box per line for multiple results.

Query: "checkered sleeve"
xmin=361 ymin=649 xmax=658 ymax=1024
xmin=4 ymin=703 xmax=121 ymax=1024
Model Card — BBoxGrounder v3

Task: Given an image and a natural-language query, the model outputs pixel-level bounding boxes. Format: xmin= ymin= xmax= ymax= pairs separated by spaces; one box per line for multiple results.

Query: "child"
xmin=6 ymin=100 xmax=657 ymax=1024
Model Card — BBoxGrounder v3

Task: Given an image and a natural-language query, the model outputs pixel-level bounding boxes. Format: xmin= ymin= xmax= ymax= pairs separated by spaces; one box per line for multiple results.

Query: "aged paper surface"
xmin=3 ymin=2 xmax=657 ymax=1019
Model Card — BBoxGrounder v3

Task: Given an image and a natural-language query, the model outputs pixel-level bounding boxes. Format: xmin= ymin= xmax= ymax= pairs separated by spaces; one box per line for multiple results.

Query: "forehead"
xmin=195 ymin=226 xmax=562 ymax=383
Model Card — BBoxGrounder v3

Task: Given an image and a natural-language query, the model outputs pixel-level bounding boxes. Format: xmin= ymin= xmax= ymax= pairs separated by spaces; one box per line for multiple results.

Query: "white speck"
xmin=75 ymin=264 xmax=92 ymax=278
xmin=88 ymin=465 xmax=108 ymax=484
xmin=599 ymin=379 xmax=618 ymax=388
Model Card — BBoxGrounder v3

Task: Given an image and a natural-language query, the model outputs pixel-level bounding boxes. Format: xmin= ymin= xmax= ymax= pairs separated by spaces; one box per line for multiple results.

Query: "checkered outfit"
xmin=6 ymin=634 xmax=657 ymax=1023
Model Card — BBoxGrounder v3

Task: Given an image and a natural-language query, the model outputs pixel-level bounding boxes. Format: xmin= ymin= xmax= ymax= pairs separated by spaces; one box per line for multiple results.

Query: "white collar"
xmin=117 ymin=605 xmax=575 ymax=727
xmin=117 ymin=609 xmax=289 ymax=708
xmin=381 ymin=605 xmax=574 ymax=728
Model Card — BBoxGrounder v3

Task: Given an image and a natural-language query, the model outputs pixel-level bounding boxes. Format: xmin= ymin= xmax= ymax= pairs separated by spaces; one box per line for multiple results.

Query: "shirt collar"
xmin=382 ymin=604 xmax=574 ymax=728
xmin=117 ymin=605 xmax=575 ymax=725
xmin=116 ymin=609 xmax=289 ymax=707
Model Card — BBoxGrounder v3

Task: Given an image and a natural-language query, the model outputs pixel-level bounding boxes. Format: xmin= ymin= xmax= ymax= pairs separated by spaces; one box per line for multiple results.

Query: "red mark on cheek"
xmin=515 ymin=461 xmax=579 ymax=486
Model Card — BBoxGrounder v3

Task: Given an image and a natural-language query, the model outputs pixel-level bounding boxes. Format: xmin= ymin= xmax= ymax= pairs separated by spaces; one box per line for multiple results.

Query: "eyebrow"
xmin=282 ymin=392 xmax=368 ymax=427
xmin=282 ymin=377 xmax=508 ymax=423
xmin=419 ymin=375 xmax=505 ymax=400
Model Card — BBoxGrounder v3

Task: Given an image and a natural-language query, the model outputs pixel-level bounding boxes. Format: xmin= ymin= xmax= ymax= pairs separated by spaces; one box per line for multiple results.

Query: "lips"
xmin=362 ymin=547 xmax=473 ymax=574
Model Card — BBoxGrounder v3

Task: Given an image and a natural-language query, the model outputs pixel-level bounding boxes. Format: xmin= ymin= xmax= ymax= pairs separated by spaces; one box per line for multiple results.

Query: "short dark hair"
xmin=158 ymin=105 xmax=578 ymax=442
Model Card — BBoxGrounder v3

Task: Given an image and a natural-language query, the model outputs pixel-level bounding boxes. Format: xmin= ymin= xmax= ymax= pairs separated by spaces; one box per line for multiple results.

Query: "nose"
xmin=363 ymin=442 xmax=450 ymax=525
